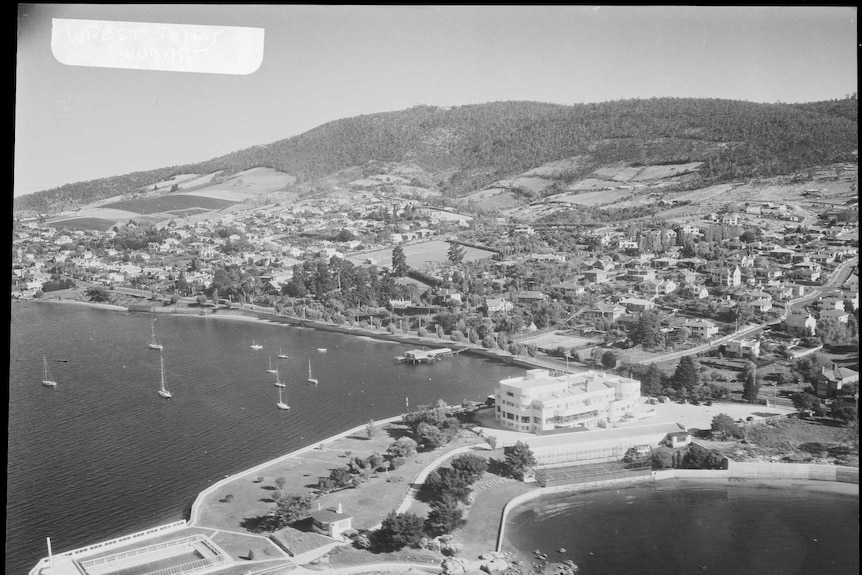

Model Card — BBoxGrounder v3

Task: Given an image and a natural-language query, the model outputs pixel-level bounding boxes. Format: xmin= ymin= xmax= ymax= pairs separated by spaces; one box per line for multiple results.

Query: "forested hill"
xmin=15 ymin=97 xmax=858 ymax=214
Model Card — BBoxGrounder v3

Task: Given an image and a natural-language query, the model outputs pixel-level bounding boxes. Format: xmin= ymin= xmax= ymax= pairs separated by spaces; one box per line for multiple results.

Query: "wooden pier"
xmin=394 ymin=347 xmax=467 ymax=364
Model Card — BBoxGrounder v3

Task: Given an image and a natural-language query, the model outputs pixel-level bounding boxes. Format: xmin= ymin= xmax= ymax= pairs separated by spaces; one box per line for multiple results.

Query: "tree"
xmin=711 ymin=413 xmax=742 ymax=439
xmin=195 ymin=294 xmax=207 ymax=306
xmin=391 ymin=245 xmax=408 ymax=277
xmin=651 ymin=446 xmax=675 ymax=469
xmin=417 ymin=422 xmax=448 ymax=449
xmin=387 ymin=437 xmax=418 ymax=458
xmin=425 ymin=493 xmax=465 ymax=536
xmin=275 ymin=477 xmax=286 ymax=490
xmin=503 ymin=441 xmax=537 ymax=479
xmin=601 ymin=350 xmax=617 ymax=369
xmin=671 ymin=356 xmax=699 ymax=391
xmin=449 ymin=453 xmax=488 ymax=481
xmin=832 ymin=406 xmax=857 ymax=425
xmin=273 ymin=494 xmax=313 ymax=527
xmin=447 ymin=243 xmax=466 ymax=265
xmin=741 ymin=361 xmax=761 ymax=403
xmin=85 ymin=286 xmax=111 ymax=303
xmin=366 ymin=419 xmax=376 ymax=438
xmin=378 ymin=511 xmax=425 ymax=550
xmin=791 ymin=392 xmax=819 ymax=418
xmin=641 ymin=363 xmax=665 ymax=396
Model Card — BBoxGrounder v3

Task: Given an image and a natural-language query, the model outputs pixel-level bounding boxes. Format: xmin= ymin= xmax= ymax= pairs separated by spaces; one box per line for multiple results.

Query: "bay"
xmin=504 ymin=481 xmax=859 ymax=575
xmin=6 ymin=303 xmax=520 ymax=574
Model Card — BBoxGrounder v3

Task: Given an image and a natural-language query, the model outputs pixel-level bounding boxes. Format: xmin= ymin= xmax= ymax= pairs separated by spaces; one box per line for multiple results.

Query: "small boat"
xmin=277 ymin=347 xmax=289 ymax=359
xmin=157 ymin=353 xmax=172 ymax=399
xmin=273 ymin=368 xmax=285 ymax=388
xmin=148 ymin=318 xmax=163 ymax=350
xmin=266 ymin=355 xmax=278 ymax=374
xmin=317 ymin=348 xmax=328 ymax=352
xmin=250 ymin=340 xmax=263 ymax=350
xmin=41 ymin=355 xmax=57 ymax=387
xmin=276 ymin=385 xmax=290 ymax=410
xmin=307 ymin=359 xmax=318 ymax=385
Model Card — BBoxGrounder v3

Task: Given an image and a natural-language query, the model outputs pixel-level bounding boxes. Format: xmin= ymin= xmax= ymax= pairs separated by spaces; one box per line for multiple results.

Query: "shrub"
xmin=440 ymin=542 xmax=463 ymax=556
xmin=651 ymin=447 xmax=674 ymax=470
xmin=353 ymin=534 xmax=372 ymax=549
xmin=711 ymin=413 xmax=742 ymax=439
xmin=378 ymin=511 xmax=425 ymax=550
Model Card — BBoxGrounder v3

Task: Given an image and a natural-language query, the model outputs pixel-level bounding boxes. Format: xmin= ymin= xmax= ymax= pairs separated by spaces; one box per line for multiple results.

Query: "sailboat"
xmin=148 ymin=318 xmax=163 ymax=350
xmin=41 ymin=355 xmax=57 ymax=387
xmin=307 ymin=359 xmax=318 ymax=385
xmin=157 ymin=353 xmax=172 ymax=399
xmin=277 ymin=347 xmax=289 ymax=359
xmin=266 ymin=355 xmax=278 ymax=374
xmin=276 ymin=385 xmax=290 ymax=410
xmin=250 ymin=339 xmax=263 ymax=350
xmin=273 ymin=368 xmax=286 ymax=388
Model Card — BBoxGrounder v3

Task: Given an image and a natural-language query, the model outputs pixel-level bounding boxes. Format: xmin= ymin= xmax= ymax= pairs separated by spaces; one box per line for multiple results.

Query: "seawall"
xmin=494 ymin=461 xmax=860 ymax=553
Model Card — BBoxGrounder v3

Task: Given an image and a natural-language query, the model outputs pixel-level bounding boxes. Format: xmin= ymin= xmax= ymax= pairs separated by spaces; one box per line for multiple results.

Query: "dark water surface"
xmin=7 ymin=303 xmax=521 ymax=574
xmin=504 ymin=481 xmax=859 ymax=575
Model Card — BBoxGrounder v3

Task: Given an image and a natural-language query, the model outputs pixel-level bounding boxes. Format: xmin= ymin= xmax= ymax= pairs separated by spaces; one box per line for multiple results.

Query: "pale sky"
xmin=14 ymin=5 xmax=858 ymax=197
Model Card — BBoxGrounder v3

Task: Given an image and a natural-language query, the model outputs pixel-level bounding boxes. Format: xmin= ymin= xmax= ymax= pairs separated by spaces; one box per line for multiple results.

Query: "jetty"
xmin=394 ymin=347 xmax=465 ymax=364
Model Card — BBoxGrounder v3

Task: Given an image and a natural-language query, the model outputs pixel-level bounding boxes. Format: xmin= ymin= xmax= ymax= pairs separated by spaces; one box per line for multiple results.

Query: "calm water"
xmin=504 ymin=481 xmax=860 ymax=575
xmin=7 ymin=303 xmax=521 ymax=574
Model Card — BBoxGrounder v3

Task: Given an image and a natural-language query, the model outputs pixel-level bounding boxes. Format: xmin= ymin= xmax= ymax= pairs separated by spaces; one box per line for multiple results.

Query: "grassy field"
xmin=348 ymin=240 xmax=497 ymax=270
xmin=47 ymin=217 xmax=118 ymax=231
xmin=102 ymin=194 xmax=237 ymax=214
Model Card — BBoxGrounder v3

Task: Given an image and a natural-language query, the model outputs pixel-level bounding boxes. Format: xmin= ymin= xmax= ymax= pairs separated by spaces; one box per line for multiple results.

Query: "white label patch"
xmin=51 ymin=18 xmax=264 ymax=75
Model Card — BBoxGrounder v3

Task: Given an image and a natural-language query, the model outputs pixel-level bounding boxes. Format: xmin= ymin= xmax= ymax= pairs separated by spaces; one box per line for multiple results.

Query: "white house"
xmin=494 ymin=369 xmax=641 ymax=433
xmin=310 ymin=503 xmax=353 ymax=540
xmin=682 ymin=319 xmax=719 ymax=340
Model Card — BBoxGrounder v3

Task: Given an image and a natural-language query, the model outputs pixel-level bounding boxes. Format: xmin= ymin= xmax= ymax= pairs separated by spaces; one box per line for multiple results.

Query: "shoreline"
xmin=21 ymin=296 xmax=860 ymax=574
xmin=25 ymin=296 xmax=566 ymax=372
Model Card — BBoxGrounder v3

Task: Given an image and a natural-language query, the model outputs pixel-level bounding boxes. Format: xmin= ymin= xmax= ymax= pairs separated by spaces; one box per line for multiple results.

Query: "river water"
xmin=8 ymin=303 xmax=859 ymax=575
xmin=6 ymin=303 xmax=520 ymax=574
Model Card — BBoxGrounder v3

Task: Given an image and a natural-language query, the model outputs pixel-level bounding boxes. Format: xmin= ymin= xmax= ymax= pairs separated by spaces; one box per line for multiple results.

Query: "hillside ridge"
xmin=14 ymin=97 xmax=858 ymax=215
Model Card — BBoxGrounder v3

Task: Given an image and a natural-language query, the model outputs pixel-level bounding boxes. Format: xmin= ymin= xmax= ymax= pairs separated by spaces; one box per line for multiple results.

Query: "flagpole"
xmin=47 ymin=537 xmax=54 ymax=575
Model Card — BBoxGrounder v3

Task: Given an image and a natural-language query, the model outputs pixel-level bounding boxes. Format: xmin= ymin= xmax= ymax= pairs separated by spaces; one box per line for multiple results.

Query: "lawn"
xmin=195 ymin=422 xmax=486 ymax=534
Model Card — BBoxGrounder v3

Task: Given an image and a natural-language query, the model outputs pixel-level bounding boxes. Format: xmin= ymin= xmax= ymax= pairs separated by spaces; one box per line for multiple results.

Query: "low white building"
xmin=494 ymin=369 xmax=641 ymax=433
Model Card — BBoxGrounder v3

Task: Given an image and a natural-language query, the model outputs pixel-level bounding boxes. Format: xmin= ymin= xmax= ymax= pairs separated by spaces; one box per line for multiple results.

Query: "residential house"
xmin=594 ymin=303 xmax=626 ymax=321
xmin=551 ymin=282 xmax=586 ymax=298
xmin=682 ymin=284 xmax=709 ymax=300
xmin=619 ymin=297 xmax=655 ymax=313
xmin=682 ymin=319 xmax=719 ymax=340
xmin=516 ymin=291 xmax=548 ymax=304
xmin=583 ymin=269 xmax=609 ymax=284
xmin=815 ymin=366 xmax=859 ymax=399
xmin=819 ymin=309 xmax=850 ymax=323
xmin=485 ymin=298 xmax=514 ymax=314
xmin=723 ymin=338 xmax=761 ymax=359
xmin=625 ymin=267 xmax=656 ymax=282
xmin=784 ymin=309 xmax=817 ymax=336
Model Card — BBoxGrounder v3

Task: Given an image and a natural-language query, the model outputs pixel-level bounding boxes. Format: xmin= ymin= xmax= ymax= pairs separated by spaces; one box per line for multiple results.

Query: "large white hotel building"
xmin=494 ymin=369 xmax=641 ymax=433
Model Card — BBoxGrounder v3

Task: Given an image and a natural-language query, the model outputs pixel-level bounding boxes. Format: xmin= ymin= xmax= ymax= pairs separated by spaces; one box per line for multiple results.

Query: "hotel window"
xmin=533 ymin=417 xmax=541 ymax=424
xmin=506 ymin=391 xmax=514 ymax=397
xmin=521 ymin=415 xmax=530 ymax=423
xmin=505 ymin=412 xmax=514 ymax=420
